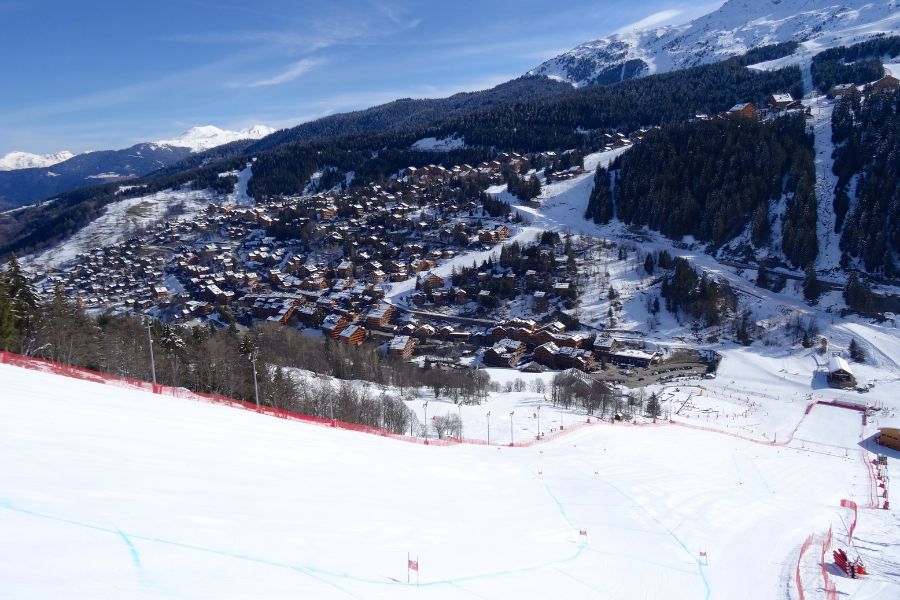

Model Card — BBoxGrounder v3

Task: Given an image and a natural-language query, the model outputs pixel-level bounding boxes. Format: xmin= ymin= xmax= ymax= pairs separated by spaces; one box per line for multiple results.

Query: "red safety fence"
xmin=860 ymin=449 xmax=882 ymax=509
xmin=839 ymin=499 xmax=858 ymax=544
xmin=672 ymin=400 xmax=814 ymax=448
xmin=0 ymin=350 xmax=663 ymax=449
xmin=795 ymin=533 xmax=814 ymax=600
xmin=821 ymin=526 xmax=838 ymax=600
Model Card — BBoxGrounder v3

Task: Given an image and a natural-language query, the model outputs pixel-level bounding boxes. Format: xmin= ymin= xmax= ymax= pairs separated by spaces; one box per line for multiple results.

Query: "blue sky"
xmin=0 ymin=0 xmax=721 ymax=154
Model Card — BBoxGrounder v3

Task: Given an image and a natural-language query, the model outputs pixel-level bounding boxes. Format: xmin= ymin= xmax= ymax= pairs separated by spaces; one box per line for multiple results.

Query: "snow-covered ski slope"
xmin=2 ymin=361 xmax=894 ymax=600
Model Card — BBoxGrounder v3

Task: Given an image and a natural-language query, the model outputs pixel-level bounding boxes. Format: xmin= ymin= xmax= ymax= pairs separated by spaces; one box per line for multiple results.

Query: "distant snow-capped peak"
xmin=0 ymin=150 xmax=75 ymax=171
xmin=156 ymin=124 xmax=276 ymax=152
xmin=528 ymin=0 xmax=900 ymax=87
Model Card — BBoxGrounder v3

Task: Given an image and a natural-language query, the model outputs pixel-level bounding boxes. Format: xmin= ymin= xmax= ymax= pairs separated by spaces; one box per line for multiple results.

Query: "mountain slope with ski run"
xmin=529 ymin=0 xmax=900 ymax=87
xmin=2 ymin=356 xmax=898 ymax=600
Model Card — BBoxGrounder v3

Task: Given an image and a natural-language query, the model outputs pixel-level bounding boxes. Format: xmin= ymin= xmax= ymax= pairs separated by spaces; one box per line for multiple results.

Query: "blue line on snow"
xmin=0 ymin=500 xmax=584 ymax=591
xmin=116 ymin=528 xmax=142 ymax=568
xmin=598 ymin=479 xmax=712 ymax=600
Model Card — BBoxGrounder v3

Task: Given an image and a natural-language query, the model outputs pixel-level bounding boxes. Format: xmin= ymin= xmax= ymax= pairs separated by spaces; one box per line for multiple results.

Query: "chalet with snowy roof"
xmin=827 ymin=355 xmax=855 ymax=389
xmin=388 ymin=335 xmax=415 ymax=359
xmin=726 ymin=102 xmax=759 ymax=120
xmin=829 ymin=83 xmax=856 ymax=97
xmin=534 ymin=342 xmax=595 ymax=371
xmin=365 ymin=303 xmax=395 ymax=329
xmin=609 ymin=348 xmax=661 ymax=368
xmin=322 ymin=313 xmax=350 ymax=338
xmin=483 ymin=339 xmax=525 ymax=368
xmin=872 ymin=74 xmax=900 ymax=92
xmin=421 ymin=272 xmax=445 ymax=289
xmin=339 ymin=324 xmax=366 ymax=346
xmin=767 ymin=93 xmax=800 ymax=111
xmin=478 ymin=226 xmax=510 ymax=243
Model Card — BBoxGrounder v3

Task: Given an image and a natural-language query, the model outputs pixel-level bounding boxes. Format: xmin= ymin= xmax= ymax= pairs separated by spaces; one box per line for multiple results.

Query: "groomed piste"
xmin=2 ymin=358 xmax=893 ymax=600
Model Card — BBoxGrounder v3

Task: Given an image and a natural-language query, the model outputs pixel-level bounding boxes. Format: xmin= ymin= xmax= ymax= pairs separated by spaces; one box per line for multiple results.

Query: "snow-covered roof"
xmin=389 ymin=335 xmax=412 ymax=350
xmin=612 ymin=348 xmax=658 ymax=360
xmin=829 ymin=355 xmax=853 ymax=375
xmin=770 ymin=93 xmax=793 ymax=103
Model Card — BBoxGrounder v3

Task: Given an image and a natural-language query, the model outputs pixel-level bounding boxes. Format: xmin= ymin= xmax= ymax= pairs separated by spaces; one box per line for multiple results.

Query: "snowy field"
xmin=2 ymin=362 xmax=896 ymax=600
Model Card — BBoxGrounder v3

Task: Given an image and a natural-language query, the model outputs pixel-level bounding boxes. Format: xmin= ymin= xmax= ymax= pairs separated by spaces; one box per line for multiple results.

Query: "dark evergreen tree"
xmin=803 ymin=265 xmax=821 ymax=303
xmin=585 ymin=167 xmax=613 ymax=223
xmin=644 ymin=253 xmax=655 ymax=275
xmin=0 ymin=282 xmax=18 ymax=352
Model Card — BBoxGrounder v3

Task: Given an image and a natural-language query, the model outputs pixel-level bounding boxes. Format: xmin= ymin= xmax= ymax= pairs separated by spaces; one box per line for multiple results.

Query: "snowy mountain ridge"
xmin=0 ymin=150 xmax=75 ymax=171
xmin=529 ymin=0 xmax=900 ymax=87
xmin=155 ymin=124 xmax=275 ymax=152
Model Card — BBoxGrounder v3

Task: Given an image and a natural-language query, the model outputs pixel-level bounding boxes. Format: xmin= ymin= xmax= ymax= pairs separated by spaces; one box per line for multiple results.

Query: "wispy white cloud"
xmin=616 ymin=8 xmax=683 ymax=33
xmin=240 ymin=58 xmax=322 ymax=87
xmin=0 ymin=50 xmax=265 ymax=124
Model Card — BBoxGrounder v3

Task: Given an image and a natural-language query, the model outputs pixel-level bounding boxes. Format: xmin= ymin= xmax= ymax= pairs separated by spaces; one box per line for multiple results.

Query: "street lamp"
xmin=458 ymin=403 xmax=463 ymax=441
xmin=537 ymin=404 xmax=541 ymax=439
xmin=509 ymin=410 xmax=515 ymax=446
xmin=250 ymin=349 xmax=260 ymax=410
xmin=146 ymin=324 xmax=157 ymax=386
xmin=486 ymin=411 xmax=491 ymax=444
xmin=423 ymin=401 xmax=429 ymax=440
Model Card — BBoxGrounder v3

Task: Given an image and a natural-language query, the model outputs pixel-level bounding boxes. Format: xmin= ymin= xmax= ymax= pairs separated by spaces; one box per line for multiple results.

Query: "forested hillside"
xmin=438 ymin=55 xmax=802 ymax=150
xmin=811 ymin=35 xmax=900 ymax=93
xmin=248 ymin=76 xmax=574 ymax=151
xmin=250 ymin=56 xmax=802 ymax=199
xmin=602 ymin=116 xmax=817 ymax=268
xmin=832 ymin=87 xmax=900 ymax=275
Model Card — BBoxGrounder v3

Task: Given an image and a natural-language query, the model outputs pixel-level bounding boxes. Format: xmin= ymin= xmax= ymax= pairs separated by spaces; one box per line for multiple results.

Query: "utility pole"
xmin=146 ymin=324 xmax=157 ymax=385
xmin=250 ymin=349 xmax=260 ymax=410
xmin=458 ymin=403 xmax=463 ymax=441
xmin=509 ymin=411 xmax=515 ymax=446
xmin=423 ymin=401 xmax=429 ymax=440
xmin=486 ymin=411 xmax=491 ymax=444
xmin=537 ymin=404 xmax=541 ymax=439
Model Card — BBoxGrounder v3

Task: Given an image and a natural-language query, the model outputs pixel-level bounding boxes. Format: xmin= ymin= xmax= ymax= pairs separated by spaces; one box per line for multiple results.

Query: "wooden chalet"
xmin=483 ymin=339 xmax=525 ymax=368
xmin=339 ymin=324 xmax=366 ymax=346
xmin=322 ymin=313 xmax=350 ymax=338
xmin=827 ymin=355 xmax=856 ymax=389
xmin=388 ymin=335 xmax=415 ymax=359
xmin=726 ymin=102 xmax=759 ymax=120
xmin=534 ymin=342 xmax=595 ymax=371
xmin=872 ymin=74 xmax=900 ymax=92
xmin=829 ymin=83 xmax=856 ymax=97
xmin=365 ymin=303 xmax=395 ymax=329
